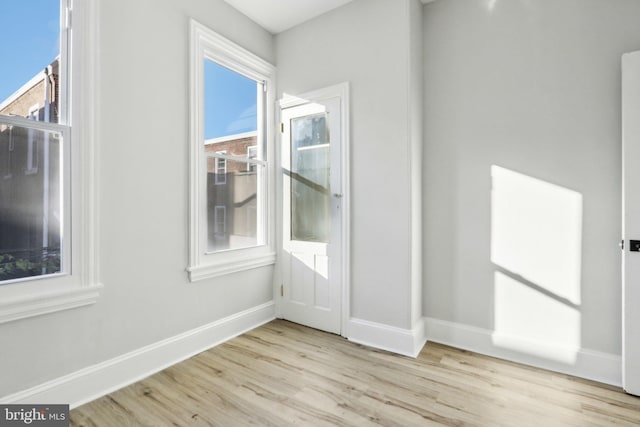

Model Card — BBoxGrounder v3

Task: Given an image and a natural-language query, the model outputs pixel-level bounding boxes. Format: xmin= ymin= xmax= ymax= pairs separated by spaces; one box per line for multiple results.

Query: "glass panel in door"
xmin=290 ymin=113 xmax=330 ymax=243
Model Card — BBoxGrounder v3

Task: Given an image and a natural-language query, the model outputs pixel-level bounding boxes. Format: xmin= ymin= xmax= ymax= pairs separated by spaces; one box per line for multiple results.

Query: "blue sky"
xmin=204 ymin=60 xmax=257 ymax=140
xmin=0 ymin=1 xmax=60 ymax=103
xmin=1 ymin=2 xmax=257 ymax=139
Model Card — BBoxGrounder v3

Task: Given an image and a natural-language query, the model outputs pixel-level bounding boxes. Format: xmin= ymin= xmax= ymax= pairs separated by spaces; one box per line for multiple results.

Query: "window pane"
xmin=204 ymin=59 xmax=257 ymax=140
xmin=0 ymin=1 xmax=61 ymax=124
xmin=203 ymin=58 xmax=263 ymax=254
xmin=290 ymin=114 xmax=330 ymax=243
xmin=0 ymin=123 xmax=62 ymax=282
xmin=207 ymin=158 xmax=261 ymax=252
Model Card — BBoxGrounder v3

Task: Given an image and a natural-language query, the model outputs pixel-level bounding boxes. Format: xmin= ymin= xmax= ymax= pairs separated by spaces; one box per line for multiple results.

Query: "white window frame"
xmin=0 ymin=0 xmax=102 ymax=324
xmin=188 ymin=19 xmax=276 ymax=282
xmin=214 ymin=150 xmax=227 ymax=185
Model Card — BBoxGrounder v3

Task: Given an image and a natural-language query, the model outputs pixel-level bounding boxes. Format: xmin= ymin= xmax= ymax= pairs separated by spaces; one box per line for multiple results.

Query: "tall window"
xmin=188 ymin=20 xmax=275 ymax=281
xmin=0 ymin=0 xmax=100 ymax=324
xmin=0 ymin=0 xmax=68 ymax=284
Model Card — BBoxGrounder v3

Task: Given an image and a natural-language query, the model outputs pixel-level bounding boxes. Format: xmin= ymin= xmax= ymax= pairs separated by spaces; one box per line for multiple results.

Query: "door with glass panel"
xmin=281 ymin=99 xmax=342 ymax=334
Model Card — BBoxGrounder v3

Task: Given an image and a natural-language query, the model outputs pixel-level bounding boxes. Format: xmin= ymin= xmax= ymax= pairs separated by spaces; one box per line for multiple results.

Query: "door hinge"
xmin=280 ymin=123 xmax=284 ymax=133
xmin=280 ymin=284 xmax=284 ymax=297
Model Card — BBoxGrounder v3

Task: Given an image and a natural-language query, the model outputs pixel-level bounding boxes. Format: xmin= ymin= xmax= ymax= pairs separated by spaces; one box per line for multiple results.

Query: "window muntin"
xmin=0 ymin=0 xmax=69 ymax=285
xmin=188 ymin=20 xmax=275 ymax=281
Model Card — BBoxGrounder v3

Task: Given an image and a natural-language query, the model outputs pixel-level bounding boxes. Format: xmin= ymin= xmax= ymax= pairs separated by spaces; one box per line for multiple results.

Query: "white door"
xmin=622 ymin=50 xmax=640 ymax=396
xmin=280 ymin=97 xmax=342 ymax=334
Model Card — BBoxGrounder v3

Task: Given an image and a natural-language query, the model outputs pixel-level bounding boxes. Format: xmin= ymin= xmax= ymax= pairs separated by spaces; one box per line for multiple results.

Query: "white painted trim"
xmin=622 ymin=50 xmax=640 ymax=397
xmin=189 ymin=19 xmax=276 ymax=283
xmin=0 ymin=284 xmax=102 ymax=324
xmin=338 ymin=84 xmax=351 ymax=338
xmin=424 ymin=317 xmax=622 ymax=387
xmin=0 ymin=115 xmax=67 ymax=133
xmin=73 ymin=0 xmax=102 ymax=295
xmin=187 ymin=252 xmax=276 ymax=281
xmin=279 ymin=82 xmax=349 ymax=110
xmin=347 ymin=318 xmax=426 ymax=358
xmin=407 ymin=0 xmax=424 ymax=328
xmin=1 ymin=302 xmax=276 ymax=408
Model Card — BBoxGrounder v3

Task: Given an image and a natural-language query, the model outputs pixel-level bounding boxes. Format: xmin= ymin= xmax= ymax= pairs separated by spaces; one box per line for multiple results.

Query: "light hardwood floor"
xmin=70 ymin=320 xmax=640 ymax=426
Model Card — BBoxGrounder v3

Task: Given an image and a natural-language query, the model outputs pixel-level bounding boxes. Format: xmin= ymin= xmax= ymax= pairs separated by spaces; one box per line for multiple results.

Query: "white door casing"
xmin=278 ymin=84 xmax=349 ymax=335
xmin=622 ymin=50 xmax=640 ymax=396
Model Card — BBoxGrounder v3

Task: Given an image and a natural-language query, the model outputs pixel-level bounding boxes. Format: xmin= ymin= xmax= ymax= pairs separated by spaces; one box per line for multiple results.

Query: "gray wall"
xmin=0 ymin=0 xmax=275 ymax=397
xmin=423 ymin=0 xmax=640 ymax=356
xmin=277 ymin=0 xmax=421 ymax=329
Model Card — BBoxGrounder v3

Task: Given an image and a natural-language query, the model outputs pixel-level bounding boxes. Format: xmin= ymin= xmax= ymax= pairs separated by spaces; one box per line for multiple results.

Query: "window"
xmin=214 ymin=151 xmax=227 ymax=185
xmin=0 ymin=0 xmax=101 ymax=323
xmin=247 ymin=145 xmax=258 ymax=172
xmin=188 ymin=20 xmax=275 ymax=281
xmin=0 ymin=2 xmax=67 ymax=284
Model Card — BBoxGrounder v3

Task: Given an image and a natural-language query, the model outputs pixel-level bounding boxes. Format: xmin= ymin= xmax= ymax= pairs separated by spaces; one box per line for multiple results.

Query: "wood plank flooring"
xmin=70 ymin=319 xmax=640 ymax=426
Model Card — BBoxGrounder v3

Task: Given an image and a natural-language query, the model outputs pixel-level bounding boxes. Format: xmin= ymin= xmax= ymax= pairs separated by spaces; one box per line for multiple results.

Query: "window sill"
xmin=187 ymin=251 xmax=276 ymax=282
xmin=0 ymin=283 xmax=103 ymax=324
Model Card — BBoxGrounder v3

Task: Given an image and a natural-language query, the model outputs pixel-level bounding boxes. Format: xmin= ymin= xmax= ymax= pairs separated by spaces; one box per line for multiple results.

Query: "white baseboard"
xmin=424 ymin=317 xmax=622 ymax=387
xmin=347 ymin=317 xmax=426 ymax=357
xmin=1 ymin=301 xmax=276 ymax=408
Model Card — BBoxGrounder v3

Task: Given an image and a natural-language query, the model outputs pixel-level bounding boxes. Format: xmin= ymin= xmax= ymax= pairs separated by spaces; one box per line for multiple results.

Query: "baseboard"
xmin=347 ymin=317 xmax=426 ymax=358
xmin=424 ymin=317 xmax=622 ymax=387
xmin=1 ymin=301 xmax=276 ymax=408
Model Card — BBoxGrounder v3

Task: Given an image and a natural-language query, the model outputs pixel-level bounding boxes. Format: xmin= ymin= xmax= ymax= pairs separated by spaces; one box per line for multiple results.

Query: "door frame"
xmin=275 ymin=82 xmax=350 ymax=336
xmin=622 ymin=51 xmax=640 ymax=396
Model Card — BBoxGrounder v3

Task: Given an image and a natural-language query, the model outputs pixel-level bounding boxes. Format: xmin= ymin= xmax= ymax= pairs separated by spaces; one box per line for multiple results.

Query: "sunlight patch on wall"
xmin=490 ymin=165 xmax=582 ymax=364
xmin=491 ymin=165 xmax=582 ymax=305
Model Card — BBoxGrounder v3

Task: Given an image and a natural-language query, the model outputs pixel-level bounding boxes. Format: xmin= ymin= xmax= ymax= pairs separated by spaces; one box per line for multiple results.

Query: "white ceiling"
xmin=223 ymin=0 xmax=356 ymax=34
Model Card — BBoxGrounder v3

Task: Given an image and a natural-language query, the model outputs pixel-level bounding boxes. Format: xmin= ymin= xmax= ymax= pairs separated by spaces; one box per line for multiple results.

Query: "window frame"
xmin=0 ymin=0 xmax=102 ymax=323
xmin=214 ymin=150 xmax=227 ymax=185
xmin=188 ymin=19 xmax=276 ymax=282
